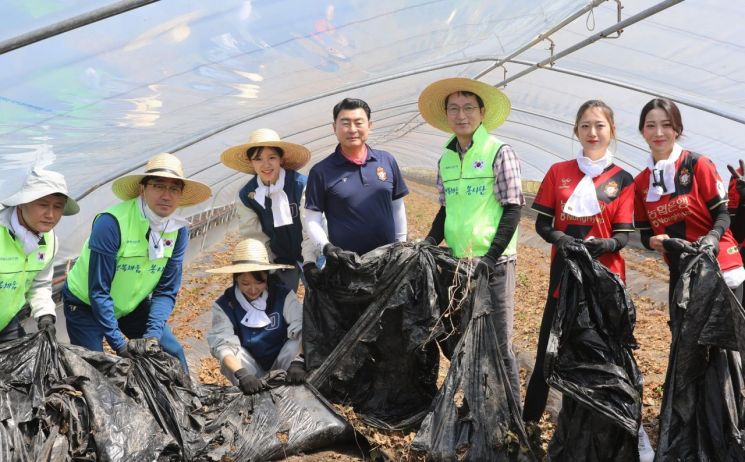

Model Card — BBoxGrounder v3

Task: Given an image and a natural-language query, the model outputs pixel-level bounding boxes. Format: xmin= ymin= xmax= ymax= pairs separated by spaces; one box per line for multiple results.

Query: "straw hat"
xmin=111 ymin=153 xmax=211 ymax=206
xmin=418 ymin=77 xmax=511 ymax=132
xmin=1 ymin=168 xmax=79 ymax=216
xmin=220 ymin=128 xmax=311 ymax=174
xmin=206 ymin=238 xmax=293 ymax=274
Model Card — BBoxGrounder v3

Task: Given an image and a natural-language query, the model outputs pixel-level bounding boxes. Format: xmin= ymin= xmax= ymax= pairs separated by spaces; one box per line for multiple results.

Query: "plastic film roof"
xmin=1 ymin=0 xmax=744 ymax=258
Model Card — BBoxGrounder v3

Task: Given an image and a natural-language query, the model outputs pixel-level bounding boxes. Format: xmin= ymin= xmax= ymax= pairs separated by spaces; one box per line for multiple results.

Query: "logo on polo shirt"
xmin=559 ymin=178 xmax=571 ymax=189
xmin=473 ymin=160 xmax=485 ymax=169
xmin=376 ymin=167 xmax=387 ymax=181
xmin=37 ymin=251 xmax=46 ymax=262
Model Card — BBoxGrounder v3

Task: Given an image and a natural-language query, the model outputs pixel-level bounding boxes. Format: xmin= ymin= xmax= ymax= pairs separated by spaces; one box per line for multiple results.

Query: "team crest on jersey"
xmin=678 ymin=167 xmax=692 ymax=187
xmin=376 ymin=167 xmax=387 ymax=181
xmin=473 ymin=160 xmax=486 ymax=170
xmin=559 ymin=178 xmax=571 ymax=189
xmin=604 ymin=180 xmax=619 ymax=198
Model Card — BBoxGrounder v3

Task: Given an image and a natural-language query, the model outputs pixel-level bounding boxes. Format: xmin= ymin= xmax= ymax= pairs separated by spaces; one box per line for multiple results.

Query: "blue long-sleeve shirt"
xmin=63 ymin=213 xmax=187 ymax=350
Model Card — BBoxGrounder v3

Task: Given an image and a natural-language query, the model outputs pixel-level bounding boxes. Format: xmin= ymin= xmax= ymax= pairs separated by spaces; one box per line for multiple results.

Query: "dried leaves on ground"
xmin=170 ymin=183 xmax=673 ymax=459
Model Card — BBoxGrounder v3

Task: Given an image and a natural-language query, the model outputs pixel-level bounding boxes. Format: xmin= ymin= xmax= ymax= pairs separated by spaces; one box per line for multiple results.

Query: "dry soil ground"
xmin=169 ymin=182 xmax=672 ymax=460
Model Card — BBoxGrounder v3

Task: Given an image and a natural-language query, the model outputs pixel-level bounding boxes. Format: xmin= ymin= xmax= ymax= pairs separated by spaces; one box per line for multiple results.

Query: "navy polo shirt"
xmin=305 ymin=145 xmax=408 ymax=255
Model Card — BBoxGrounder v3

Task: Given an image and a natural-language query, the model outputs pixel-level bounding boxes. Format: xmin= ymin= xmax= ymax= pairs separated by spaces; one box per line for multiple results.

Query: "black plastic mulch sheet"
xmin=0 ymin=332 xmax=353 ymax=461
xmin=305 ymin=241 xmax=459 ymax=429
xmin=545 ymin=244 xmax=643 ymax=461
xmin=412 ymin=274 xmax=538 ymax=461
xmin=656 ymin=251 xmax=745 ymax=461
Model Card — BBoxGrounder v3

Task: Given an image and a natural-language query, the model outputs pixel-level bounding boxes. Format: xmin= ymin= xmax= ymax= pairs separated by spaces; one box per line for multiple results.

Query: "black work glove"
xmin=235 ymin=368 xmax=264 ymax=395
xmin=116 ymin=343 xmax=134 ymax=359
xmin=475 ymin=254 xmax=498 ymax=278
xmin=37 ymin=315 xmax=56 ymax=337
xmin=424 ymin=235 xmax=439 ymax=245
xmin=727 ymin=160 xmax=745 ymax=197
xmin=302 ymin=262 xmax=322 ymax=289
xmin=662 ymin=238 xmax=697 ymax=255
xmin=583 ymin=238 xmax=618 ymax=258
xmin=554 ymin=234 xmax=578 ymax=259
xmin=697 ymin=232 xmax=720 ymax=256
xmin=127 ymin=337 xmax=161 ymax=356
xmin=286 ymin=360 xmax=307 ymax=384
xmin=323 ymin=243 xmax=345 ymax=262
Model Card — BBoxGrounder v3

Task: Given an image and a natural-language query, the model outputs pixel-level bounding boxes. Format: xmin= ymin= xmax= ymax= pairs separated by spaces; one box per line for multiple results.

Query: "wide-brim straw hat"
xmin=1 ymin=168 xmax=79 ymax=216
xmin=418 ymin=77 xmax=511 ymax=132
xmin=220 ymin=128 xmax=311 ymax=174
xmin=111 ymin=153 xmax=212 ymax=206
xmin=206 ymin=238 xmax=293 ymax=274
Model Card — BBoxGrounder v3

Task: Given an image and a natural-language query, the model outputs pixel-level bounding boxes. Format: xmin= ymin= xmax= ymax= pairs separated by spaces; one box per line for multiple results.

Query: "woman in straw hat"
xmin=221 ymin=128 xmax=315 ymax=292
xmin=0 ymin=168 xmax=79 ymax=342
xmin=206 ymin=238 xmax=306 ymax=394
xmin=63 ymin=153 xmax=211 ymax=373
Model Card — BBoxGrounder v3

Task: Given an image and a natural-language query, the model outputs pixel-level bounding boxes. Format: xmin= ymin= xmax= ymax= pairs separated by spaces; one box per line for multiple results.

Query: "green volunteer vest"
xmin=439 ymin=124 xmax=518 ymax=258
xmin=67 ymin=198 xmax=179 ymax=318
xmin=0 ymin=223 xmax=54 ymax=332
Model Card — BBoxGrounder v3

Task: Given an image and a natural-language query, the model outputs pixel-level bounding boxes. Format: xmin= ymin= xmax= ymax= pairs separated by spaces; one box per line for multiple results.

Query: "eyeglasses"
xmin=147 ymin=182 xmax=183 ymax=195
xmin=446 ymin=104 xmax=480 ymax=116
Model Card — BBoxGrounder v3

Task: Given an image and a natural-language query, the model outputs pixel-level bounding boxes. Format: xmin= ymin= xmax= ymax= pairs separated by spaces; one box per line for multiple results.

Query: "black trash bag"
xmin=545 ymin=244 xmax=643 ymax=461
xmin=101 ymin=352 xmax=355 ymax=461
xmin=305 ymin=241 xmax=460 ymax=428
xmin=195 ymin=377 xmax=356 ymax=461
xmin=0 ymin=332 xmax=356 ymax=461
xmin=0 ymin=331 xmax=172 ymax=462
xmin=656 ymin=251 xmax=745 ymax=461
xmin=411 ymin=275 xmax=538 ymax=461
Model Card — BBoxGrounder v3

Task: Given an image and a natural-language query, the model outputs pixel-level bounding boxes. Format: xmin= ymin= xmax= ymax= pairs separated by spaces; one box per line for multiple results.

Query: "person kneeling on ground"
xmin=206 ymin=238 xmax=306 ymax=394
xmin=63 ymin=153 xmax=211 ymax=373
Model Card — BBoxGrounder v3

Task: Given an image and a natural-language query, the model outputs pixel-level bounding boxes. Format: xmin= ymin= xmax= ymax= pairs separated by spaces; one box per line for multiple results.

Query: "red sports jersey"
xmin=634 ymin=150 xmax=742 ymax=271
xmin=532 ymin=159 xmax=634 ymax=282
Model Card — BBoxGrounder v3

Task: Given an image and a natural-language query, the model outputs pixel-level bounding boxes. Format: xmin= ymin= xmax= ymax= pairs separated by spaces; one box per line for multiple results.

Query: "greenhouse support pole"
xmin=0 ymin=0 xmax=159 ymax=55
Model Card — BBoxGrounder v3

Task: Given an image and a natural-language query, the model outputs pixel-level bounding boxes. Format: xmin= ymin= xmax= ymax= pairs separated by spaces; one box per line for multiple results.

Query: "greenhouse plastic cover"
xmin=1 ymin=0 xmax=744 ymax=260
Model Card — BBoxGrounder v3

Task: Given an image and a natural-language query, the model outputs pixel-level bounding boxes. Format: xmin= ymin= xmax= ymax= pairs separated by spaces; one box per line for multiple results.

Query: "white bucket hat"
xmin=206 ymin=238 xmax=292 ymax=274
xmin=111 ymin=153 xmax=212 ymax=206
xmin=1 ymin=168 xmax=79 ymax=215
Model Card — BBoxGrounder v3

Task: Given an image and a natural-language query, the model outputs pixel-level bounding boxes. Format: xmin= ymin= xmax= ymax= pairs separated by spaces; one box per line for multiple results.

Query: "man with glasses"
xmin=418 ymin=78 xmax=524 ymax=406
xmin=63 ymin=153 xmax=211 ymax=373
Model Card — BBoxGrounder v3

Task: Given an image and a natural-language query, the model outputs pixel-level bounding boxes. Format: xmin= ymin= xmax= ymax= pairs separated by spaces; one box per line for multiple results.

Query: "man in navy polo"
xmin=302 ymin=98 xmax=408 ymax=281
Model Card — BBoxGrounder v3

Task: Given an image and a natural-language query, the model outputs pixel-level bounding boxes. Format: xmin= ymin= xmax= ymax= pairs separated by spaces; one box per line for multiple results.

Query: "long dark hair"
xmin=638 ymin=98 xmax=683 ymax=137
xmin=573 ymin=99 xmax=616 ymax=139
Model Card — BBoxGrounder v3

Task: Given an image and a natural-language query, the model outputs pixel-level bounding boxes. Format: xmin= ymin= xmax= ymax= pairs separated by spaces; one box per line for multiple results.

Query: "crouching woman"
xmin=207 ymin=238 xmax=306 ymax=394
